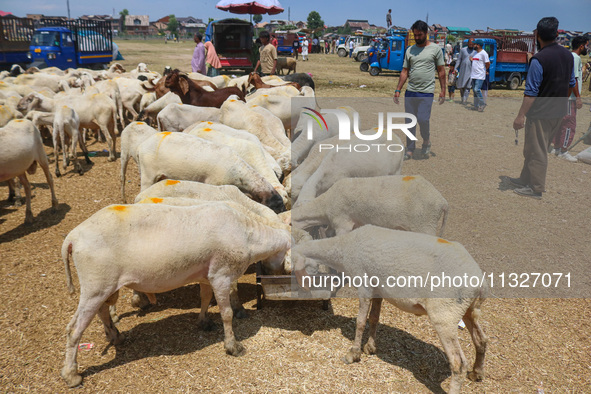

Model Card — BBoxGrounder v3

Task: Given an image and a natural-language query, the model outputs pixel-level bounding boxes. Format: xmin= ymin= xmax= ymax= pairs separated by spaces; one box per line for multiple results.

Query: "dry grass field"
xmin=1 ymin=39 xmax=591 ymax=392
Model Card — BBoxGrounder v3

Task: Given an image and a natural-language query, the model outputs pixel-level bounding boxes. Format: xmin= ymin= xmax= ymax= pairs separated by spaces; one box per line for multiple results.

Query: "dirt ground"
xmin=1 ymin=40 xmax=591 ymax=392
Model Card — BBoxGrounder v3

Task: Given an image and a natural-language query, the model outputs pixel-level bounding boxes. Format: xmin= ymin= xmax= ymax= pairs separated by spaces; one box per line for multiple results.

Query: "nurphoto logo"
xmin=302 ymin=107 xmax=418 ymax=153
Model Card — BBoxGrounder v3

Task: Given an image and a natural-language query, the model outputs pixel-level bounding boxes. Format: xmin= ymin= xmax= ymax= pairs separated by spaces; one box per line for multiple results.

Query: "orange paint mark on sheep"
xmin=14 ymin=119 xmax=23 ymax=122
xmin=165 ymin=180 xmax=180 ymax=186
xmin=206 ymin=121 xmax=213 ymax=125
xmin=230 ymin=99 xmax=236 ymax=102
xmin=62 ymin=105 xmax=69 ymax=109
xmin=251 ymin=105 xmax=258 ymax=107
xmin=111 ymin=205 xmax=127 ymax=211
xmin=150 ymin=197 xmax=163 ymax=204
xmin=263 ymin=95 xmax=268 ymax=97
xmin=402 ymin=176 xmax=415 ymax=182
xmin=202 ymin=128 xmax=212 ymax=132
xmin=437 ymin=238 xmax=451 ymax=244
xmin=136 ymin=121 xmax=145 ymax=125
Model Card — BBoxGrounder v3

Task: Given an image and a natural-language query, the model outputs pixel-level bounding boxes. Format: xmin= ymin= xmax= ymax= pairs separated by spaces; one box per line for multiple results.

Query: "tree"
xmin=307 ymin=11 xmax=324 ymax=31
xmin=253 ymin=14 xmax=263 ymax=24
xmin=167 ymin=15 xmax=179 ymax=36
xmin=119 ymin=9 xmax=129 ymax=33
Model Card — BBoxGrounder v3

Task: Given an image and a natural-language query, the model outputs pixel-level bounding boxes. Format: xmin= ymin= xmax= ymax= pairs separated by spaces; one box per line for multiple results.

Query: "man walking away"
xmin=456 ymin=38 xmax=475 ymax=104
xmin=191 ymin=33 xmax=206 ymax=74
xmin=394 ymin=20 xmax=446 ymax=160
xmin=349 ymin=39 xmax=355 ymax=58
xmin=386 ymin=9 xmax=392 ymax=29
xmin=508 ymin=17 xmax=577 ymax=199
xmin=470 ymin=39 xmax=490 ymax=112
xmin=254 ymin=31 xmax=277 ymax=76
xmin=551 ymin=35 xmax=587 ymax=162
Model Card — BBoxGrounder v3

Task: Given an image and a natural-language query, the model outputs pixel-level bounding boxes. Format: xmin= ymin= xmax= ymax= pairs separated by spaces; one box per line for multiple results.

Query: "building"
xmin=343 ymin=19 xmax=370 ymax=32
xmin=123 ymin=14 xmax=150 ymax=35
xmin=177 ymin=16 xmax=206 ymax=35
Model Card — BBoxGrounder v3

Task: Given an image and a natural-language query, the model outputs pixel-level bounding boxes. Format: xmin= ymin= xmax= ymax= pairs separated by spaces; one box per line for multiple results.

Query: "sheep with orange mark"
xmin=292 ymin=225 xmax=487 ymax=394
xmin=185 ymin=124 xmax=289 ymax=206
xmin=120 ymin=121 xmax=159 ymax=202
xmin=136 ymin=132 xmax=286 ymax=213
xmin=186 ymin=121 xmax=282 ymax=179
xmin=220 ymin=98 xmax=290 ymax=173
xmin=61 ymin=202 xmax=290 ymax=387
xmin=156 ymin=102 xmax=221 ymax=131
xmin=293 ymin=175 xmax=448 ymax=238
xmin=0 ymin=119 xmax=58 ymax=224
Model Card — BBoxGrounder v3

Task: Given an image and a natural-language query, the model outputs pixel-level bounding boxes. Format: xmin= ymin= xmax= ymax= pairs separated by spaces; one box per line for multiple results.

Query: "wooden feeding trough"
xmin=255 ymin=262 xmax=331 ymax=310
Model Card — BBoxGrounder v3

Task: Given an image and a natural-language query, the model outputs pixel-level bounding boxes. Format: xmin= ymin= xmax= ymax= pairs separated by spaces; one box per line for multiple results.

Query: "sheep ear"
xmin=179 ymin=78 xmax=189 ymax=95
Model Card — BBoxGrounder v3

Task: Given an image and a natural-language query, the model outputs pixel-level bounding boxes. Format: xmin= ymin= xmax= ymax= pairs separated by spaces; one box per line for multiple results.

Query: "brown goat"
xmin=154 ymin=68 xmax=218 ymax=99
xmin=164 ymin=69 xmax=244 ymax=108
xmin=246 ymin=72 xmax=301 ymax=92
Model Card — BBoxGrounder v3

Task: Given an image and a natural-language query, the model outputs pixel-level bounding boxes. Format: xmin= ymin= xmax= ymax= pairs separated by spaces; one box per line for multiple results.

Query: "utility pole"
xmin=426 ymin=12 xmax=429 ymax=25
xmin=288 ymin=7 xmax=290 ymax=23
xmin=67 ymin=0 xmax=71 ymax=19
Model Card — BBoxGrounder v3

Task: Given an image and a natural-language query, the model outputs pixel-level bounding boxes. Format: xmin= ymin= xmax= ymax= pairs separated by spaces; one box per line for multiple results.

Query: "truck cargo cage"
xmin=0 ymin=16 xmax=35 ymax=52
xmin=35 ymin=18 xmax=113 ymax=53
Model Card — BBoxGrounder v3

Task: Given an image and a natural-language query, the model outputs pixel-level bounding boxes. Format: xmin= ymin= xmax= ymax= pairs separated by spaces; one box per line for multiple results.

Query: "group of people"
xmin=394 ymin=17 xmax=588 ymax=200
xmin=191 ymin=33 xmax=222 ymax=77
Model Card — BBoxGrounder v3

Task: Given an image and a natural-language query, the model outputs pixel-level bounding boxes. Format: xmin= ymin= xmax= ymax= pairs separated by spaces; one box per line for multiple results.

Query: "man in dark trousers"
xmin=292 ymin=37 xmax=300 ymax=60
xmin=507 ymin=17 xmax=577 ymax=199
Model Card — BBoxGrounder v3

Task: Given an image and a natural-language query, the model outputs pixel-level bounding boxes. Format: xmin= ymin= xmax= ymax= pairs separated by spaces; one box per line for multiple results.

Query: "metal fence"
xmin=36 ymin=18 xmax=113 ymax=52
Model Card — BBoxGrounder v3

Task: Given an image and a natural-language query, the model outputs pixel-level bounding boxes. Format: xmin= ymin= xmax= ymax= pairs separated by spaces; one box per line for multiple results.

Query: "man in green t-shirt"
xmin=394 ymin=20 xmax=446 ymax=160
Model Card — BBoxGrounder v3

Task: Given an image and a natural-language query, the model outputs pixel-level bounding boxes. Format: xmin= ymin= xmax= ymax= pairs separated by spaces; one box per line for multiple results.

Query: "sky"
xmin=2 ymin=0 xmax=590 ymax=32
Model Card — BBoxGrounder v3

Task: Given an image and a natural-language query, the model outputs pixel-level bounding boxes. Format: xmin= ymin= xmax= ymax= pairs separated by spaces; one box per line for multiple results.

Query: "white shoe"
xmin=458 ymin=319 xmax=466 ymax=329
xmin=558 ymin=151 xmax=578 ymax=162
xmin=550 ymin=148 xmax=559 ymax=155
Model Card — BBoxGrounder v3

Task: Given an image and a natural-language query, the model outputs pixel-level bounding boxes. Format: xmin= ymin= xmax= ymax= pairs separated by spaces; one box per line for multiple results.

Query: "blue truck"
xmin=0 ymin=16 xmax=113 ymax=71
xmin=466 ymin=34 xmax=535 ymax=90
xmin=361 ymin=31 xmax=447 ymax=76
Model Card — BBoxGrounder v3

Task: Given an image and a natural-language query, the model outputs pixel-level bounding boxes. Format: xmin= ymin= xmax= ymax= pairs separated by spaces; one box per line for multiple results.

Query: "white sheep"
xmin=0 ymin=119 xmax=58 ymax=223
xmin=136 ymin=132 xmax=286 ymax=213
xmin=293 ymin=225 xmax=487 ymax=394
xmin=61 ymin=202 xmax=290 ymax=387
xmin=157 ymin=103 xmax=221 ymax=131
xmin=293 ymin=175 xmax=448 ymax=237
xmin=120 ymin=121 xmax=159 ymax=202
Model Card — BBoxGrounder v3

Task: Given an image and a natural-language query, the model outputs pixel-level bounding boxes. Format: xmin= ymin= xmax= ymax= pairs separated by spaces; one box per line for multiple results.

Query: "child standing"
xmin=447 ymin=61 xmax=457 ymax=102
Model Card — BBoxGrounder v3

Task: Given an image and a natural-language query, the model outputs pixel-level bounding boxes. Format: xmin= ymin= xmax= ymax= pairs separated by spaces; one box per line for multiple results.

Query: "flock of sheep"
xmin=0 ymin=62 xmax=487 ymax=393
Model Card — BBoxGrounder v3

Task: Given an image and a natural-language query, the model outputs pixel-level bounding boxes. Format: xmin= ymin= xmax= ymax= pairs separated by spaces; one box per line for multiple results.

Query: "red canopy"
xmin=216 ymin=0 xmax=284 ymax=15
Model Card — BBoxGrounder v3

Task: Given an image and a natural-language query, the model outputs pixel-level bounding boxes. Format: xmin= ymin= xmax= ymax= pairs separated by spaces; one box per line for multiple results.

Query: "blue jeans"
xmin=472 ymin=79 xmax=485 ymax=108
xmin=404 ymin=91 xmax=434 ymax=152
xmin=349 ymin=49 xmax=353 ymax=58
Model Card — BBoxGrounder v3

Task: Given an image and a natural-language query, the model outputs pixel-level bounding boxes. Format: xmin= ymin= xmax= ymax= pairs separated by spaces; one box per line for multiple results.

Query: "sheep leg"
xmin=363 ymin=298 xmax=383 ymax=355
xmin=37 ymin=150 xmax=59 ymax=210
xmin=210 ymin=276 xmax=245 ymax=357
xmin=230 ymin=280 xmax=248 ymax=319
xmin=429 ymin=312 xmax=469 ymax=394
xmin=198 ymin=283 xmax=215 ymax=330
xmin=7 ymin=178 xmax=23 ymax=206
xmin=61 ymin=297 xmax=106 ymax=387
xmin=52 ymin=127 xmax=62 ymax=177
xmin=17 ymin=173 xmax=33 ymax=224
xmin=97 ymin=293 xmax=124 ymax=345
xmin=77 ymin=134 xmax=92 ymax=165
xmin=130 ymin=290 xmax=151 ymax=309
xmin=344 ymin=297 xmax=371 ymax=364
xmin=68 ymin=130 xmax=83 ymax=175
xmin=100 ymin=124 xmax=116 ymax=162
xmin=464 ymin=306 xmax=487 ymax=381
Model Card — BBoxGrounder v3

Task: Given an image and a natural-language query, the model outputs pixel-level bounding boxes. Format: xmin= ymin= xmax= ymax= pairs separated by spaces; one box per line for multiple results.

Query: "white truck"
xmin=337 ymin=34 xmax=374 ymax=60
